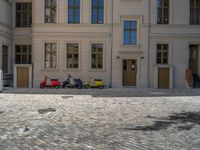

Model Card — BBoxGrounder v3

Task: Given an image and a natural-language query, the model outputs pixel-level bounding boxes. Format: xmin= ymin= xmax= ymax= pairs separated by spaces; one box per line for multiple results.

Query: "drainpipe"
xmin=109 ymin=0 xmax=114 ymax=88
xmin=147 ymin=0 xmax=150 ymax=88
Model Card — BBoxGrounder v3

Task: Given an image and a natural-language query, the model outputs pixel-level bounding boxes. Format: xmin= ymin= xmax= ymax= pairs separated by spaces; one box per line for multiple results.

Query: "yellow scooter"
xmin=83 ymin=77 xmax=105 ymax=89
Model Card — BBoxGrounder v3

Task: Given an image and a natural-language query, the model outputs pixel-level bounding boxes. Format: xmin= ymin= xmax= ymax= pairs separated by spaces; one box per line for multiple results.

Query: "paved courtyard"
xmin=1 ymin=88 xmax=200 ymax=150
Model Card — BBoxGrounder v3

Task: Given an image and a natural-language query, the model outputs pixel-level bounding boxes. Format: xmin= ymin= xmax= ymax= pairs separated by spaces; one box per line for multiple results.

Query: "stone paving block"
xmin=1 ymin=88 xmax=200 ymax=149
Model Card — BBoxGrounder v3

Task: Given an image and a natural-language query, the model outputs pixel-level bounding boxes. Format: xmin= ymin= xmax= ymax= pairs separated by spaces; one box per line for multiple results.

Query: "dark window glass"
xmin=157 ymin=44 xmax=169 ymax=64
xmin=15 ymin=45 xmax=32 ymax=64
xmin=2 ymin=45 xmax=8 ymax=73
xmin=124 ymin=21 xmax=137 ymax=45
xmin=123 ymin=61 xmax=127 ymax=70
xmin=45 ymin=0 xmax=57 ymax=23
xmin=68 ymin=0 xmax=80 ymax=24
xmin=16 ymin=3 xmax=32 ymax=27
xmin=67 ymin=43 xmax=79 ymax=68
xmin=157 ymin=0 xmax=169 ymax=24
xmin=91 ymin=43 xmax=103 ymax=69
xmin=190 ymin=0 xmax=200 ymax=24
xmin=92 ymin=0 xmax=104 ymax=24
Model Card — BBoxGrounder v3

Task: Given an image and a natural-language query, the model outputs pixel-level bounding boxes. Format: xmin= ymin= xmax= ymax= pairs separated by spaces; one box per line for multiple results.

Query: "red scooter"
xmin=40 ymin=76 xmax=61 ymax=89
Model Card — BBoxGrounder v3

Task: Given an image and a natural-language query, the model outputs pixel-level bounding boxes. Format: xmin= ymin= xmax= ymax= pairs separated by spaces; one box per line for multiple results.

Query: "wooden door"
xmin=189 ymin=48 xmax=198 ymax=74
xmin=123 ymin=60 xmax=137 ymax=86
xmin=17 ymin=67 xmax=29 ymax=88
xmin=158 ymin=68 xmax=169 ymax=89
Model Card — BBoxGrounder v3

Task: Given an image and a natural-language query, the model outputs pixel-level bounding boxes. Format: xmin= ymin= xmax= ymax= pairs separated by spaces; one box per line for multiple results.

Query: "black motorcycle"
xmin=62 ymin=74 xmax=83 ymax=89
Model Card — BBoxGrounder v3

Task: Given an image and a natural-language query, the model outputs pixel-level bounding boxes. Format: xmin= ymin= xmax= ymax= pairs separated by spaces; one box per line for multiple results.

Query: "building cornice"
xmin=31 ymin=32 xmax=111 ymax=38
xmin=149 ymin=33 xmax=200 ymax=38
xmin=150 ymin=24 xmax=200 ymax=29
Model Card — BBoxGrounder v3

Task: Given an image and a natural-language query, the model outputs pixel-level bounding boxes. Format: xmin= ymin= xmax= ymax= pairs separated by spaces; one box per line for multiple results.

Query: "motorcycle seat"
xmin=94 ymin=79 xmax=102 ymax=81
xmin=51 ymin=79 xmax=58 ymax=81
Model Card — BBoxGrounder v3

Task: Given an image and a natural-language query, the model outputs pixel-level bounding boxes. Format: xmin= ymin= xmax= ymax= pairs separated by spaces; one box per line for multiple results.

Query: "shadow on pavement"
xmin=127 ymin=111 xmax=200 ymax=131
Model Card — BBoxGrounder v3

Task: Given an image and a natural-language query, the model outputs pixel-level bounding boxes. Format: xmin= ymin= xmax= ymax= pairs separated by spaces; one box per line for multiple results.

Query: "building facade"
xmin=1 ymin=0 xmax=200 ymax=88
xmin=0 ymin=0 xmax=12 ymax=86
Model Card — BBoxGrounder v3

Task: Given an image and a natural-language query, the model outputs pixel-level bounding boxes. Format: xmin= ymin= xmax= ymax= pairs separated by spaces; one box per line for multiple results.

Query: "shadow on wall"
xmin=121 ymin=111 xmax=200 ymax=131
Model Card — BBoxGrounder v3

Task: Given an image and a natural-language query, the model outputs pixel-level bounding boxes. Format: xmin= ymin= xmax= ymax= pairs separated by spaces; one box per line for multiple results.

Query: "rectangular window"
xmin=66 ymin=43 xmax=79 ymax=69
xmin=157 ymin=0 xmax=169 ymax=24
xmin=190 ymin=0 xmax=200 ymax=24
xmin=91 ymin=43 xmax=103 ymax=69
xmin=68 ymin=0 xmax=80 ymax=24
xmin=92 ymin=0 xmax=104 ymax=24
xmin=45 ymin=43 xmax=57 ymax=68
xmin=45 ymin=0 xmax=57 ymax=23
xmin=124 ymin=21 xmax=137 ymax=45
xmin=2 ymin=45 xmax=8 ymax=73
xmin=157 ymin=44 xmax=169 ymax=64
xmin=16 ymin=3 xmax=32 ymax=27
xmin=15 ymin=45 xmax=32 ymax=64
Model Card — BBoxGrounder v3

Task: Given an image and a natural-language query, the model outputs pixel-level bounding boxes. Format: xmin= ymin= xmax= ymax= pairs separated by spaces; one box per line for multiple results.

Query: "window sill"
xmin=15 ymin=27 xmax=31 ymax=29
xmin=88 ymin=69 xmax=106 ymax=72
xmin=41 ymin=69 xmax=60 ymax=71
xmin=63 ymin=69 xmax=82 ymax=72
xmin=44 ymin=23 xmax=57 ymax=24
xmin=120 ymin=44 xmax=140 ymax=48
xmin=155 ymin=64 xmax=171 ymax=68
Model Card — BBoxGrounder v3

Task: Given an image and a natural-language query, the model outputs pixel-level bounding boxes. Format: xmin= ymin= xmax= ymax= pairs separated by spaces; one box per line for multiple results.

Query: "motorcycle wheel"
xmin=77 ymin=85 xmax=83 ymax=89
xmin=55 ymin=85 xmax=60 ymax=89
xmin=40 ymin=85 xmax=45 ymax=89
xmin=99 ymin=85 xmax=104 ymax=89
xmin=83 ymin=84 xmax=89 ymax=89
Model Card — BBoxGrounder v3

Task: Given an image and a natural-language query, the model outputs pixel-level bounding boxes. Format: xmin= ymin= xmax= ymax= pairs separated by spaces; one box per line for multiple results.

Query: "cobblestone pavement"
xmin=1 ymin=88 xmax=200 ymax=150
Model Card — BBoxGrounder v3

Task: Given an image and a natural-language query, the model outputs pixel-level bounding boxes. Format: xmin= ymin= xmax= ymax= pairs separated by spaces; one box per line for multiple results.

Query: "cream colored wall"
xmin=112 ymin=0 xmax=149 ymax=88
xmin=32 ymin=0 xmax=112 ymax=87
xmin=149 ymin=0 xmax=200 ymax=88
xmin=9 ymin=0 xmax=200 ymax=88
xmin=0 ymin=0 xmax=12 ymax=86
xmin=31 ymin=0 xmax=150 ymax=88
xmin=32 ymin=36 xmax=111 ymax=87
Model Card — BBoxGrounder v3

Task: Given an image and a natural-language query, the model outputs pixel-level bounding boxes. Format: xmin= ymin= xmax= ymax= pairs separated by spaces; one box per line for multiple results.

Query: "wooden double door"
xmin=17 ymin=67 xmax=29 ymax=88
xmin=123 ymin=59 xmax=137 ymax=86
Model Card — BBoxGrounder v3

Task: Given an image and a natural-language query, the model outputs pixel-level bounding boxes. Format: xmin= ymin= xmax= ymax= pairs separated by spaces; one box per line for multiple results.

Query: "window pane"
xmin=163 ymin=0 xmax=169 ymax=7
xmin=45 ymin=43 xmax=56 ymax=68
xmin=190 ymin=0 xmax=200 ymax=24
xmin=15 ymin=45 xmax=32 ymax=64
xmin=2 ymin=46 xmax=8 ymax=73
xmin=157 ymin=44 xmax=169 ymax=64
xmin=91 ymin=43 xmax=103 ymax=69
xmin=130 ymin=31 xmax=137 ymax=44
xmin=124 ymin=21 xmax=137 ymax=45
xmin=157 ymin=0 xmax=162 ymax=8
xmin=92 ymin=0 xmax=104 ymax=24
xmin=68 ymin=0 xmax=80 ymax=24
xmin=45 ymin=0 xmax=57 ymax=23
xmin=157 ymin=0 xmax=169 ymax=24
xmin=16 ymin=3 xmax=32 ymax=27
xmin=67 ymin=43 xmax=79 ymax=69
